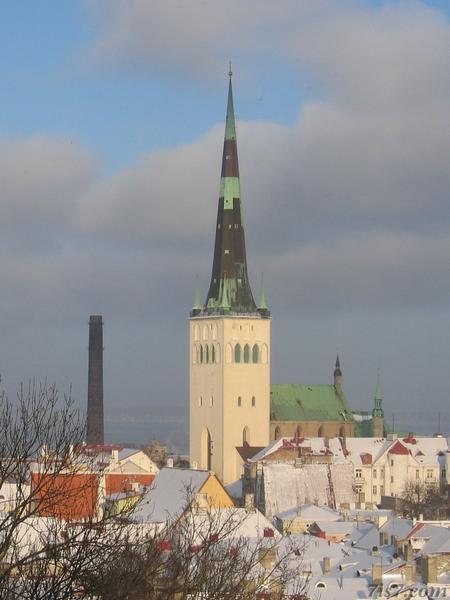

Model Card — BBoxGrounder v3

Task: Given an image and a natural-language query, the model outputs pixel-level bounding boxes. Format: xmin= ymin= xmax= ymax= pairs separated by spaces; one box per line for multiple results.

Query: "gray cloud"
xmin=1 ymin=1 xmax=450 ymax=439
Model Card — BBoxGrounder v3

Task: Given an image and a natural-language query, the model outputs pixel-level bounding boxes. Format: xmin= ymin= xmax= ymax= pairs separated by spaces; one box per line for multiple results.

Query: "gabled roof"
xmin=388 ymin=440 xmax=410 ymax=455
xmin=421 ymin=527 xmax=450 ymax=555
xmin=276 ymin=503 xmax=341 ymax=522
xmin=130 ymin=468 xmax=210 ymax=524
xmin=270 ymin=384 xmax=353 ymax=422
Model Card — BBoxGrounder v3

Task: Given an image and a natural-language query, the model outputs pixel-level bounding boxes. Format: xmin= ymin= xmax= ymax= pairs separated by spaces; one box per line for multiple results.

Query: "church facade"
xmin=189 ymin=75 xmax=384 ymax=485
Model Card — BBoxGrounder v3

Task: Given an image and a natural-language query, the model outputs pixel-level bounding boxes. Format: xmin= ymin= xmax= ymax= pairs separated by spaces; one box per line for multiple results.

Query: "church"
xmin=189 ymin=73 xmax=384 ymax=485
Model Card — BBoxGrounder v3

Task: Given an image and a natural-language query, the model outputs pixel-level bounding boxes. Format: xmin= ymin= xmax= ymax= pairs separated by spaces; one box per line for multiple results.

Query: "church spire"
xmin=203 ymin=70 xmax=259 ymax=315
xmin=373 ymin=369 xmax=384 ymax=417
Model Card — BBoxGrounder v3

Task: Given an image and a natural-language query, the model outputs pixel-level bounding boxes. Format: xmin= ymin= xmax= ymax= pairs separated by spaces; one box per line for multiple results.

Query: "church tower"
xmin=189 ymin=71 xmax=271 ymax=485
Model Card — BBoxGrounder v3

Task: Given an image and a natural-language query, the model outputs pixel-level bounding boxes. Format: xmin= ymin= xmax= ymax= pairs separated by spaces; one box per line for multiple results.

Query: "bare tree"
xmin=0 ymin=384 xmax=311 ymax=599
xmin=401 ymin=479 xmax=446 ymax=520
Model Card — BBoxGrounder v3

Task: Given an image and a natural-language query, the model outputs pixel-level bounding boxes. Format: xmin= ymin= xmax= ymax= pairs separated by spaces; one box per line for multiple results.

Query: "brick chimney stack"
xmin=87 ymin=315 xmax=104 ymax=445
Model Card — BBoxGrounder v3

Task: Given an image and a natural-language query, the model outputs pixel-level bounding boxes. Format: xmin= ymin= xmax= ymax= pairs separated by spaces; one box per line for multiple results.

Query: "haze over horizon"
xmin=1 ymin=1 xmax=450 ymax=448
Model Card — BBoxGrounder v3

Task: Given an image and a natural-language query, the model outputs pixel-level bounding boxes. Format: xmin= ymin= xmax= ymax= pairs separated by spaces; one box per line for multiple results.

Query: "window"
xmin=252 ymin=344 xmax=259 ymax=363
xmin=355 ymin=469 xmax=362 ymax=479
xmin=416 ymin=469 xmax=420 ymax=480
xmin=380 ymin=486 xmax=385 ymax=496
xmin=373 ymin=486 xmax=377 ymax=495
xmin=373 ymin=469 xmax=377 ymax=479
xmin=198 ymin=396 xmax=202 ymax=407
xmin=243 ymin=344 xmax=250 ymax=363
xmin=211 ymin=345 xmax=215 ymax=364
xmin=251 ymin=396 xmax=256 ymax=407
xmin=390 ymin=459 xmax=394 ymax=467
xmin=199 ymin=346 xmax=203 ymax=363
xmin=243 ymin=427 xmax=249 ymax=444
xmin=426 ymin=469 xmax=434 ymax=479
xmin=237 ymin=396 xmax=242 ymax=407
xmin=234 ymin=344 xmax=241 ymax=363
xmin=205 ymin=345 xmax=209 ymax=363
xmin=209 ymin=396 xmax=213 ymax=407
xmin=390 ymin=476 xmax=394 ymax=484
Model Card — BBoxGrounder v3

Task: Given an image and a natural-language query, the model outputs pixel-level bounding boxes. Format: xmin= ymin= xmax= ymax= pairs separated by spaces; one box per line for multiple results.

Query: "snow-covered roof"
xmin=311 ymin=521 xmax=357 ymax=536
xmin=379 ymin=516 xmax=413 ymax=539
xmin=130 ymin=467 xmax=210 ymax=523
xmin=118 ymin=448 xmax=140 ymax=461
xmin=419 ymin=527 xmax=450 ymax=555
xmin=260 ymin=462 xmax=355 ymax=519
xmin=276 ymin=503 xmax=341 ymax=522
xmin=249 ymin=436 xmax=449 ymax=467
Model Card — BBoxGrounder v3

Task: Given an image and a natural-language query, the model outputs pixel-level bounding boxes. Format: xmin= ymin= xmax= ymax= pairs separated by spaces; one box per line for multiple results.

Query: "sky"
xmin=0 ymin=0 xmax=450 ymax=449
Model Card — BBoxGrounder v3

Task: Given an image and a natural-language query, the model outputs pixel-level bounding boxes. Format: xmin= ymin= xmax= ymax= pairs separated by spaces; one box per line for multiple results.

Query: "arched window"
xmin=211 ymin=324 xmax=218 ymax=340
xmin=210 ymin=396 xmax=214 ymax=407
xmin=237 ymin=396 xmax=242 ymax=407
xmin=201 ymin=428 xmax=212 ymax=470
xmin=275 ymin=426 xmax=281 ymax=440
xmin=252 ymin=344 xmax=259 ymax=363
xmin=243 ymin=344 xmax=250 ymax=363
xmin=199 ymin=345 xmax=203 ymax=364
xmin=243 ymin=427 xmax=250 ymax=445
xmin=234 ymin=344 xmax=241 ymax=363
xmin=205 ymin=345 xmax=209 ymax=364
xmin=192 ymin=345 xmax=197 ymax=364
xmin=318 ymin=426 xmax=324 ymax=437
xmin=202 ymin=326 xmax=208 ymax=341
xmin=251 ymin=396 xmax=256 ymax=407
xmin=225 ymin=344 xmax=232 ymax=364
xmin=198 ymin=396 xmax=203 ymax=407
xmin=215 ymin=343 xmax=221 ymax=364
xmin=194 ymin=325 xmax=200 ymax=341
xmin=211 ymin=345 xmax=215 ymax=364
xmin=261 ymin=343 xmax=268 ymax=364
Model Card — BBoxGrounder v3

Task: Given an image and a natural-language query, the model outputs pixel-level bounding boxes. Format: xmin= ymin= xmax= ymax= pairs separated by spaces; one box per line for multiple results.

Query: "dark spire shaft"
xmin=204 ymin=74 xmax=257 ymax=315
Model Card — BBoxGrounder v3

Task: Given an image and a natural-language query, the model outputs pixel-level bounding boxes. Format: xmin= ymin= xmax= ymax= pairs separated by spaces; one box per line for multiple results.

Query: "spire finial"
xmin=334 ymin=353 xmax=342 ymax=377
xmin=228 ymin=60 xmax=232 ymax=78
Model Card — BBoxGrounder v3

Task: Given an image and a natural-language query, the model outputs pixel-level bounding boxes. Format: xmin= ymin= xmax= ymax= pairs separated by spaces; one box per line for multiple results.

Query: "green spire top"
xmin=225 ymin=65 xmax=237 ymax=141
xmin=202 ymin=68 xmax=260 ymax=316
xmin=373 ymin=369 xmax=384 ymax=417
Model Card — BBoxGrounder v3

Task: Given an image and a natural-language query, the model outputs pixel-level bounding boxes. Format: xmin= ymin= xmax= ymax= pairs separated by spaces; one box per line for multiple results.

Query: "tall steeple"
xmin=371 ymin=369 xmax=385 ymax=437
xmin=203 ymin=70 xmax=261 ymax=316
xmin=373 ymin=369 xmax=384 ymax=418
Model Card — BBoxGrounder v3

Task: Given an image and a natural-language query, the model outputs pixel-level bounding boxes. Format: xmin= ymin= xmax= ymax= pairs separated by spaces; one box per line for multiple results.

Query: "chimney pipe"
xmin=87 ymin=315 xmax=104 ymax=445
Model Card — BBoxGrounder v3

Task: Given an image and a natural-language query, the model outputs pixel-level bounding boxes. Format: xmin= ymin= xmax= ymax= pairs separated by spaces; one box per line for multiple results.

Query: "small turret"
xmin=190 ymin=274 xmax=202 ymax=317
xmin=334 ymin=354 xmax=342 ymax=389
xmin=257 ymin=273 xmax=270 ymax=317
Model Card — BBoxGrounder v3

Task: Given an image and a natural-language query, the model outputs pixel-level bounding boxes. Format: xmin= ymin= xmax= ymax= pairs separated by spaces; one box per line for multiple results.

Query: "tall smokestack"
xmin=87 ymin=315 xmax=104 ymax=445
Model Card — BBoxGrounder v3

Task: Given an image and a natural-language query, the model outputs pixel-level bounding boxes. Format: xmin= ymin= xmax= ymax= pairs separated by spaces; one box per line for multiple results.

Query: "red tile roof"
xmin=388 ymin=440 xmax=409 ymax=455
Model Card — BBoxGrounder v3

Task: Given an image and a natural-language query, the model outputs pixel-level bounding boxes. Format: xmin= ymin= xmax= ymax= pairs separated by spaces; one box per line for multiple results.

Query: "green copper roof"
xmin=200 ymin=72 xmax=266 ymax=317
xmin=225 ymin=76 xmax=236 ymax=141
xmin=373 ymin=369 xmax=384 ymax=417
xmin=270 ymin=384 xmax=354 ymax=423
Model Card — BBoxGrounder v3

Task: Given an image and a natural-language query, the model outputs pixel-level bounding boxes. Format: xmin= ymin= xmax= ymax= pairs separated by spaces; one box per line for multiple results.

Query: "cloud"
xmin=84 ymin=0 xmax=330 ymax=80
xmin=0 ymin=136 xmax=99 ymax=251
